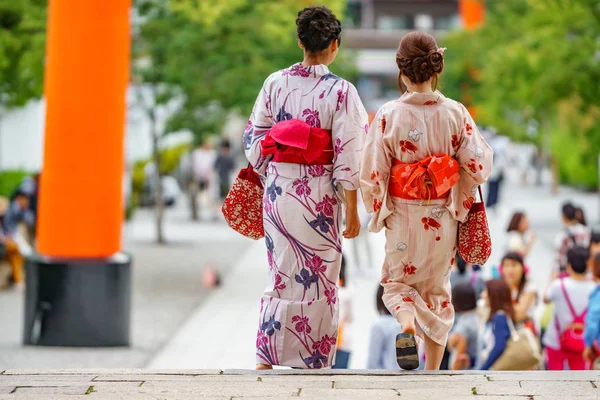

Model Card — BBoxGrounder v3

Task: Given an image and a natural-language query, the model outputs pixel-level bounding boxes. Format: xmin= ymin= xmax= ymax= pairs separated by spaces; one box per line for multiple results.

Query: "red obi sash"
xmin=390 ymin=154 xmax=460 ymax=200
xmin=261 ymin=119 xmax=333 ymax=165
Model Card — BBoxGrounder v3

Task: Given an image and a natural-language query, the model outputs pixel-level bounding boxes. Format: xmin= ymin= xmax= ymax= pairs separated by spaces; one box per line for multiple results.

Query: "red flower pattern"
xmin=402 ymin=296 xmax=415 ymax=304
xmin=373 ymin=198 xmax=382 ymax=212
xmin=381 ymin=116 xmax=387 ymax=133
xmin=465 ymin=122 xmax=473 ymax=136
xmin=312 ymin=334 xmax=337 ymax=356
xmin=421 ymin=217 xmax=441 ymax=231
xmin=441 ymin=300 xmax=451 ymax=309
xmin=451 ymin=134 xmax=460 ymax=151
xmin=463 ymin=195 xmax=475 ymax=210
xmin=403 ymin=262 xmax=417 ymax=277
xmin=424 ymin=100 xmax=438 ymax=106
xmin=325 ymin=288 xmax=337 ymax=306
xmin=400 ymin=140 xmax=418 ymax=154
xmin=292 ymin=315 xmax=312 ymax=334
xmin=274 ymin=274 xmax=286 ymax=291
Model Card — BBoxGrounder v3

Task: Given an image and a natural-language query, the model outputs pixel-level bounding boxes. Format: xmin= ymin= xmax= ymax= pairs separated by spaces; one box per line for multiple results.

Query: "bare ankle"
xmin=397 ymin=311 xmax=416 ymax=336
xmin=256 ymin=364 xmax=273 ymax=370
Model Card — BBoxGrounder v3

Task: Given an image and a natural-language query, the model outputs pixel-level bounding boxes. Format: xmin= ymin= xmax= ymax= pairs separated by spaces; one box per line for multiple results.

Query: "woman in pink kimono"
xmin=245 ymin=6 xmax=368 ymax=370
xmin=360 ymin=31 xmax=493 ymax=370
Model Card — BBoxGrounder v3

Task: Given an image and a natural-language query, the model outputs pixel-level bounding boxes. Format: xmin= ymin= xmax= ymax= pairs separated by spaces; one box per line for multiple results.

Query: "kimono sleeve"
xmin=331 ymin=83 xmax=369 ymax=194
xmin=243 ymin=76 xmax=275 ymax=177
xmin=360 ymin=107 xmax=394 ymax=233
xmin=446 ymin=105 xmax=494 ymax=222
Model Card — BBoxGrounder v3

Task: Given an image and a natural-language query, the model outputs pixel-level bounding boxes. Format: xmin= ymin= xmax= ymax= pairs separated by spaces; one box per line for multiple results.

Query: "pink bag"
xmin=554 ymin=278 xmax=587 ymax=354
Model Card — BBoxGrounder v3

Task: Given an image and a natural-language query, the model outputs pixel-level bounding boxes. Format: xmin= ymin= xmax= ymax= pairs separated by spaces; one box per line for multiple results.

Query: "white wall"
xmin=0 ymin=86 xmax=194 ymax=172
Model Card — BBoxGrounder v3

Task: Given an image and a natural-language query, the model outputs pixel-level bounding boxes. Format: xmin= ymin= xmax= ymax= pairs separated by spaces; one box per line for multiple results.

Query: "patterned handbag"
xmin=458 ymin=186 xmax=492 ymax=265
xmin=221 ymin=164 xmax=265 ymax=240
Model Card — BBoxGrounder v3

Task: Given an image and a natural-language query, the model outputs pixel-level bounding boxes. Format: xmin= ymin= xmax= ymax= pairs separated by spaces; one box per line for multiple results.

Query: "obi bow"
xmin=390 ymin=155 xmax=460 ymax=201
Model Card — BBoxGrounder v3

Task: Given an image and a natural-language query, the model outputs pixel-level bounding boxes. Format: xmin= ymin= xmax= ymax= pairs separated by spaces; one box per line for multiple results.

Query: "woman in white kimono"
xmin=361 ymin=31 xmax=493 ymax=370
xmin=244 ymin=6 xmax=369 ymax=370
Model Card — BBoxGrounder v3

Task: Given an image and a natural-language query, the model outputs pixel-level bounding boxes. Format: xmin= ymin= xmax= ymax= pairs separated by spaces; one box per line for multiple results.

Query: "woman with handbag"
xmin=480 ymin=279 xmax=514 ymax=370
xmin=243 ymin=6 xmax=368 ymax=370
xmin=360 ymin=31 xmax=493 ymax=370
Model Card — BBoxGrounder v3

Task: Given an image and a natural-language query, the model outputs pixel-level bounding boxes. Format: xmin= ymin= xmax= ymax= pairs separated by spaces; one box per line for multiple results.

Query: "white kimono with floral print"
xmin=245 ymin=63 xmax=368 ymax=368
xmin=360 ymin=91 xmax=493 ymax=346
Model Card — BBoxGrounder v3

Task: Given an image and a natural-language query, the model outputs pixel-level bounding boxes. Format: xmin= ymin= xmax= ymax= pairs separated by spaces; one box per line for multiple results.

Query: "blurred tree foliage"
xmin=442 ymin=0 xmax=600 ymax=188
xmin=0 ymin=0 xmax=46 ymax=108
xmin=135 ymin=0 xmax=356 ymax=146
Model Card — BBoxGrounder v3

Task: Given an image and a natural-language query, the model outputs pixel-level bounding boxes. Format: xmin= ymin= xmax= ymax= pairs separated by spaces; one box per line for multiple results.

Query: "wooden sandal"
xmin=396 ymin=333 xmax=419 ymax=370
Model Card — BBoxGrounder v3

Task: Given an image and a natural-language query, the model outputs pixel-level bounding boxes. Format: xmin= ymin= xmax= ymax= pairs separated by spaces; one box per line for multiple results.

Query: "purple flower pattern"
xmin=245 ymin=63 xmax=368 ymax=368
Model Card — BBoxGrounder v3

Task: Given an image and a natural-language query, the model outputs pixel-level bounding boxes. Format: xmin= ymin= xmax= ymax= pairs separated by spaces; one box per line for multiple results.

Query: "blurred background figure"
xmin=505 ymin=212 xmax=536 ymax=259
xmin=214 ymin=139 xmax=235 ymax=209
xmin=447 ymin=283 xmax=480 ymax=370
xmin=192 ymin=141 xmax=217 ymax=221
xmin=480 ymin=279 xmax=514 ymax=370
xmin=367 ymin=284 xmax=402 ymax=370
xmin=450 ymin=253 xmax=485 ymax=300
xmin=555 ymin=203 xmax=591 ymax=279
xmin=543 ymin=247 xmax=594 ymax=370
xmin=334 ymin=256 xmax=353 ymax=369
xmin=485 ymin=128 xmax=509 ymax=213
xmin=351 ymin=192 xmax=373 ymax=275
xmin=500 ymin=252 xmax=538 ymax=333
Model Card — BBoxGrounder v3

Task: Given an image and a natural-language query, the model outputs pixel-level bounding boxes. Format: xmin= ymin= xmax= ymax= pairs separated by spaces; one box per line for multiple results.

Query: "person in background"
xmin=214 ymin=139 xmax=235 ymax=204
xmin=367 ymin=284 xmax=402 ymax=370
xmin=351 ymin=192 xmax=373 ymax=275
xmin=583 ymin=253 xmax=600 ymax=367
xmin=589 ymin=231 xmax=600 ymax=257
xmin=480 ymin=279 xmax=515 ymax=370
xmin=192 ymin=141 xmax=217 ymax=220
xmin=447 ymin=283 xmax=480 ymax=370
xmin=334 ymin=255 xmax=353 ymax=368
xmin=485 ymin=129 xmax=509 ymax=212
xmin=554 ymin=203 xmax=591 ymax=279
xmin=575 ymin=207 xmax=587 ymax=227
xmin=505 ymin=212 xmax=536 ymax=258
xmin=501 ymin=252 xmax=538 ymax=331
xmin=543 ymin=246 xmax=595 ymax=370
xmin=450 ymin=252 xmax=485 ymax=300
xmin=15 ymin=172 xmax=40 ymax=240
xmin=0 ymin=191 xmax=32 ymax=285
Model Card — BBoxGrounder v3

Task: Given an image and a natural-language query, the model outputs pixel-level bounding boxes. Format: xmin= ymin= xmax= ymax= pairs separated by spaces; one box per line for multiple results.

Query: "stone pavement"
xmin=149 ymin=163 xmax=599 ymax=370
xmin=0 ymin=370 xmax=599 ymax=399
xmin=0 ymin=202 xmax=248 ymax=368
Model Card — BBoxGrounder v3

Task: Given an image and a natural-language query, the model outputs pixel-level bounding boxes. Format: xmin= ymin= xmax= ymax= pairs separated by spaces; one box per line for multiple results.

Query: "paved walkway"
xmin=149 ymin=165 xmax=599 ymax=370
xmin=0 ymin=202 xmax=248 ymax=368
xmin=0 ymin=370 xmax=599 ymax=399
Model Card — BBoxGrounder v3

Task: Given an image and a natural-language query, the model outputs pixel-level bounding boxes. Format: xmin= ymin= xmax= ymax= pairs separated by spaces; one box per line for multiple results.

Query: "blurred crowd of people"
xmin=0 ymin=173 xmax=39 ymax=289
xmin=333 ymin=201 xmax=600 ymax=371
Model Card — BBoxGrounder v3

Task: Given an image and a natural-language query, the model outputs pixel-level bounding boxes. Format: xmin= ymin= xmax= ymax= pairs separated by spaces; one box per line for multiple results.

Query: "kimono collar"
xmin=284 ymin=63 xmax=331 ymax=79
xmin=399 ymin=90 xmax=446 ymax=106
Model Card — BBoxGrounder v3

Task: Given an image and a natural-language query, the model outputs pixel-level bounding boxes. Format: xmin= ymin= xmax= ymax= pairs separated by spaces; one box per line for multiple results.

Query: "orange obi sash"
xmin=390 ymin=154 xmax=460 ymax=201
xmin=261 ymin=119 xmax=333 ymax=165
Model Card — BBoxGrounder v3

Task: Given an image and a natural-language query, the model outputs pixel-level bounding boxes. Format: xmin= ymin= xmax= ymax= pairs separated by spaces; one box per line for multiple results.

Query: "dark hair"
xmin=592 ymin=253 xmax=600 ymax=279
xmin=376 ymin=284 xmax=390 ymax=315
xmin=575 ymin=207 xmax=587 ymax=226
xmin=485 ymin=279 xmax=515 ymax=322
xmin=339 ymin=254 xmax=346 ymax=287
xmin=567 ymin=246 xmax=590 ymax=274
xmin=220 ymin=139 xmax=231 ymax=150
xmin=506 ymin=212 xmax=526 ymax=233
xmin=591 ymin=231 xmax=600 ymax=246
xmin=501 ymin=252 xmax=526 ymax=299
xmin=452 ymin=282 xmax=477 ymax=312
xmin=396 ymin=31 xmax=444 ymax=92
xmin=456 ymin=252 xmax=467 ymax=275
xmin=296 ymin=6 xmax=342 ymax=53
xmin=562 ymin=202 xmax=577 ymax=221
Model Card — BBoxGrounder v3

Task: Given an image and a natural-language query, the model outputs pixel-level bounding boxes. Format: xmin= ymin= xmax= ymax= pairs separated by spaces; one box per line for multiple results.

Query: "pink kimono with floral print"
xmin=245 ymin=63 xmax=368 ymax=368
xmin=360 ymin=91 xmax=493 ymax=346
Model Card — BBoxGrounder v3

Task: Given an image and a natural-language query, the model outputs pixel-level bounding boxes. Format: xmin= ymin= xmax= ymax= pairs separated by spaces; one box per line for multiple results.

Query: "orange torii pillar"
xmin=24 ymin=1 xmax=132 ymax=347
xmin=459 ymin=0 xmax=485 ymax=29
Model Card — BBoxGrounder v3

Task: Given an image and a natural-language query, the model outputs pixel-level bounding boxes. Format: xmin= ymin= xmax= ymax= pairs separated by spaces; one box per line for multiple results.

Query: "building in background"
xmin=342 ymin=0 xmax=464 ymax=113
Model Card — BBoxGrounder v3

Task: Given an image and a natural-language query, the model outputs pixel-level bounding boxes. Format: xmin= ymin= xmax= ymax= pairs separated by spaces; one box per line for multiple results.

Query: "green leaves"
xmin=134 ymin=0 xmax=353 ymax=145
xmin=442 ymin=0 xmax=600 ymax=188
xmin=0 ymin=0 xmax=46 ymax=108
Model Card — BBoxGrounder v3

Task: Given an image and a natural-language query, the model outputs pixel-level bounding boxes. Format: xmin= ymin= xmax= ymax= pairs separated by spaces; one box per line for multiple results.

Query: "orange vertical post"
xmin=37 ymin=0 xmax=131 ymax=258
xmin=459 ymin=0 xmax=485 ymax=30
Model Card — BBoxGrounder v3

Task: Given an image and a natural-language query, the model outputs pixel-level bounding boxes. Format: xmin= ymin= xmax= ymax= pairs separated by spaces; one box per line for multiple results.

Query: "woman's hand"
xmin=343 ymin=189 xmax=360 ymax=239
xmin=343 ymin=209 xmax=360 ymax=239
